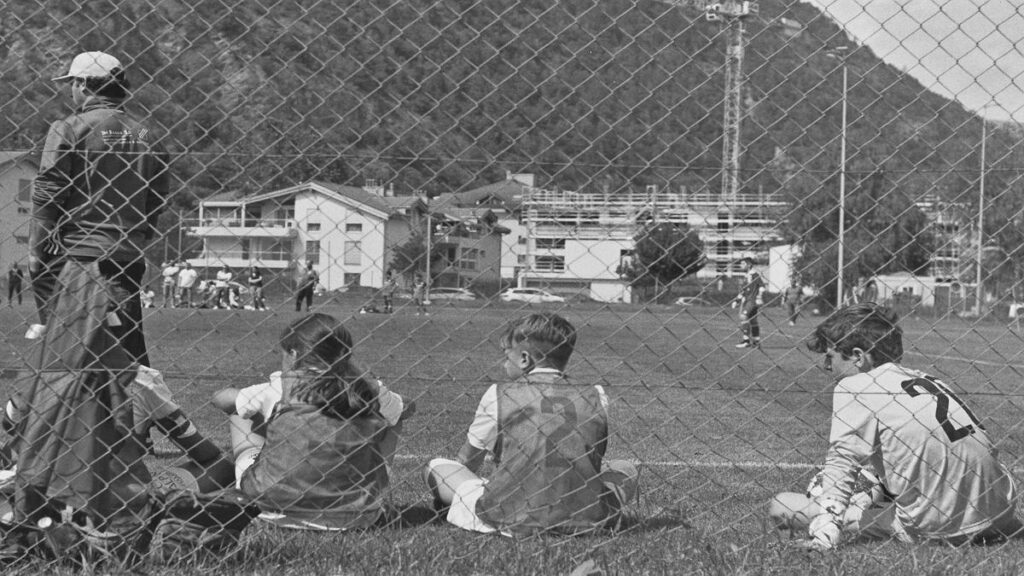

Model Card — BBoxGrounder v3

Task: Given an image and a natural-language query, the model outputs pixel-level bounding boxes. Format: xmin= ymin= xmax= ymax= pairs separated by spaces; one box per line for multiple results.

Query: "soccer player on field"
xmin=769 ymin=303 xmax=1021 ymax=548
xmin=423 ymin=312 xmax=639 ymax=535
xmin=733 ymin=258 xmax=765 ymax=348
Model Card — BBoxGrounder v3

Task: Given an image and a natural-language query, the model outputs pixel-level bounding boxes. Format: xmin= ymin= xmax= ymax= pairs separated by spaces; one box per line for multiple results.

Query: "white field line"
xmin=905 ymin=349 xmax=1024 ymax=370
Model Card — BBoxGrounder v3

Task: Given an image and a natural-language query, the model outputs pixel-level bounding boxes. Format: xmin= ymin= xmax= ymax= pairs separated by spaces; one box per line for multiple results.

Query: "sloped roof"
xmin=432 ymin=179 xmax=528 ymax=211
xmin=198 ymin=181 xmax=423 ymax=218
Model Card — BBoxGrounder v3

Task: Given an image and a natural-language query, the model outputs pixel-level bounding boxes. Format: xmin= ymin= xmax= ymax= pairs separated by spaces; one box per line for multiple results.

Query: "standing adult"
xmin=382 ymin=271 xmax=397 ymax=314
xmin=214 ymin=264 xmax=232 ymax=309
xmin=7 ymin=263 xmax=24 ymax=306
xmin=16 ymin=51 xmax=169 ymax=529
xmin=782 ymin=279 xmax=804 ymax=327
xmin=295 ymin=261 xmax=318 ymax=312
xmin=160 ymin=260 xmax=179 ymax=308
xmin=177 ymin=261 xmax=198 ymax=307
xmin=733 ymin=259 xmax=765 ymax=349
xmin=247 ymin=265 xmax=266 ymax=310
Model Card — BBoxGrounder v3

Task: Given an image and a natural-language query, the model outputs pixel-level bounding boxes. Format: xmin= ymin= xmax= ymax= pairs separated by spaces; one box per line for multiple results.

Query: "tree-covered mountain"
xmin=1 ymin=0 xmax=1019 ymax=217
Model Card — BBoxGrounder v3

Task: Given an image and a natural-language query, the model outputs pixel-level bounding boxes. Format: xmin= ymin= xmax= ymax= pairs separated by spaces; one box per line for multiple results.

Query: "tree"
xmin=785 ymin=167 xmax=933 ymax=306
xmin=618 ymin=222 xmax=705 ymax=302
xmin=389 ymin=234 xmax=444 ymax=282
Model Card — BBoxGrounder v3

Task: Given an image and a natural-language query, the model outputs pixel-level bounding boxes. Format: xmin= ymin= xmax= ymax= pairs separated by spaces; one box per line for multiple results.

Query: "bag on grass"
xmin=150 ymin=489 xmax=261 ymax=563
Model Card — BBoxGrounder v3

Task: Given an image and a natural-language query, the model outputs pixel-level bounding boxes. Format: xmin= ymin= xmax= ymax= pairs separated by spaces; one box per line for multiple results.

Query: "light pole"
xmin=828 ymin=46 xmax=850 ymax=309
xmin=975 ymin=115 xmax=987 ymax=315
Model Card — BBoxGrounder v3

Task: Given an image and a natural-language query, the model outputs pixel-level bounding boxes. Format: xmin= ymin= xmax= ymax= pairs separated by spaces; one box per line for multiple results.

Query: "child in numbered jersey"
xmin=769 ymin=303 xmax=1020 ymax=548
xmin=424 ymin=313 xmax=639 ymax=535
xmin=212 ymin=313 xmax=413 ymax=530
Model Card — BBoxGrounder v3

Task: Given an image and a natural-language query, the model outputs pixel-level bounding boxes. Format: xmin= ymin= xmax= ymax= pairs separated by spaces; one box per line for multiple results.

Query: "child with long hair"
xmin=213 ymin=313 xmax=413 ymax=530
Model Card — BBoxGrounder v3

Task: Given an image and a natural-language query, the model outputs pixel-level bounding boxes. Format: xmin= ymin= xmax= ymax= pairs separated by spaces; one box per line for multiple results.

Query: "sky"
xmin=802 ymin=0 xmax=1024 ymax=123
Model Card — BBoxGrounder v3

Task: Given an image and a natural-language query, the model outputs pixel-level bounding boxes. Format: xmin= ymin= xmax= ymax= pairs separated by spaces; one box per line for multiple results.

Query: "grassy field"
xmin=3 ymin=295 xmax=1024 ymax=575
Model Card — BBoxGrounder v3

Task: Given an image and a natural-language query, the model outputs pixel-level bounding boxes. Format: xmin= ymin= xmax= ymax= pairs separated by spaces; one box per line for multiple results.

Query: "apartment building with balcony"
xmin=188 ymin=181 xmax=424 ymax=290
xmin=189 ymin=180 xmax=507 ymax=291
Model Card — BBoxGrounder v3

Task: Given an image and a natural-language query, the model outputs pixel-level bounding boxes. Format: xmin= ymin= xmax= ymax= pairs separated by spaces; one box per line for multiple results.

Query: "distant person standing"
xmin=177 ymin=261 xmax=198 ymax=307
xmin=295 ymin=262 xmax=319 ymax=312
xmin=214 ymin=264 xmax=233 ymax=309
xmin=248 ymin=265 xmax=266 ymax=310
xmin=733 ymin=259 xmax=765 ymax=349
xmin=161 ymin=260 xmax=179 ymax=307
xmin=382 ymin=271 xmax=397 ymax=314
xmin=412 ymin=274 xmax=428 ymax=316
xmin=7 ymin=263 xmax=24 ymax=306
xmin=783 ymin=280 xmax=804 ymax=327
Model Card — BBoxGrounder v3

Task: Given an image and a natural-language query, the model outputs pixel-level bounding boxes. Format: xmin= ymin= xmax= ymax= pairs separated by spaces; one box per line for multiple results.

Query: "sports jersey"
xmin=239 ymin=401 xmax=390 ymax=529
xmin=816 ymin=362 xmax=1016 ymax=541
xmin=474 ymin=371 xmax=617 ymax=534
xmin=738 ymin=272 xmax=764 ymax=313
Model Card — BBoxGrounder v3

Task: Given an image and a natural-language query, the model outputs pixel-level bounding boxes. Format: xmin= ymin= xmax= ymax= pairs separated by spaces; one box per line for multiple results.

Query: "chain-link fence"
xmin=1 ymin=0 xmax=1023 ymax=573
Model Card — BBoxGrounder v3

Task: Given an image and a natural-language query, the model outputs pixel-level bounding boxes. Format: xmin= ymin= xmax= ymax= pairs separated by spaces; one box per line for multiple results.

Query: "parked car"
xmin=675 ymin=296 xmax=712 ymax=307
xmin=427 ymin=287 xmax=478 ymax=302
xmin=499 ymin=287 xmax=566 ymax=304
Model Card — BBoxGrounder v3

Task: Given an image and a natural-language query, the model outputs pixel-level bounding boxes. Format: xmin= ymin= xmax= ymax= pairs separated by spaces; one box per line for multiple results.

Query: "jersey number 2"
xmin=900 ymin=376 xmax=984 ymax=442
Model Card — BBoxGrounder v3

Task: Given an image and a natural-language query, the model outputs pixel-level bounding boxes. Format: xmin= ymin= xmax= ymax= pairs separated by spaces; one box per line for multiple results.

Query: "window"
xmin=717 ymin=213 xmax=731 ymax=231
xmin=344 ymin=241 xmax=361 ymax=266
xmin=536 ymin=238 xmax=565 ymax=250
xmin=517 ymin=254 xmax=526 ymax=265
xmin=241 ymin=238 xmax=250 ymax=260
xmin=344 ymin=273 xmax=361 ymax=286
xmin=14 ymin=235 xmax=28 ymax=245
xmin=517 ymin=236 xmax=527 ymax=245
xmin=17 ymin=179 xmax=31 ymax=202
xmin=534 ymin=255 xmax=565 ymax=272
xmin=345 ymin=223 xmax=363 ymax=233
xmin=17 ymin=207 xmax=28 ymax=214
xmin=459 ymin=248 xmax=479 ymax=270
xmin=307 ymin=222 xmax=321 ymax=232
xmin=306 ymin=240 xmax=320 ymax=265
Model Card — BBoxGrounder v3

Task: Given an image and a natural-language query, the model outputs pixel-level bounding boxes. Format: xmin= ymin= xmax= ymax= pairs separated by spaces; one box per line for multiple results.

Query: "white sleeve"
xmin=594 ymin=385 xmax=610 ymax=413
xmin=235 ymin=372 xmax=284 ymax=421
xmin=376 ymin=381 xmax=405 ymax=426
xmin=466 ymin=385 xmax=499 ymax=451
xmin=817 ymin=378 xmax=877 ymax=516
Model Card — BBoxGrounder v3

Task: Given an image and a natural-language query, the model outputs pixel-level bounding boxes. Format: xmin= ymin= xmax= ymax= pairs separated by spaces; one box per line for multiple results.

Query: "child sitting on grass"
xmin=212 ymin=313 xmax=412 ymax=530
xmin=423 ymin=312 xmax=639 ymax=535
xmin=769 ymin=303 xmax=1020 ymax=548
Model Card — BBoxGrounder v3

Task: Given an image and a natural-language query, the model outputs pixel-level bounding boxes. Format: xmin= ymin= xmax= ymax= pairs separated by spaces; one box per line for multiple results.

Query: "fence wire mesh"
xmin=1 ymin=0 xmax=1024 ymax=573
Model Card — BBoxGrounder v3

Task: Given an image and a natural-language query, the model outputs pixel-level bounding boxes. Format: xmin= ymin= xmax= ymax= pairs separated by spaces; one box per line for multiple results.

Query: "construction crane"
xmin=652 ymin=0 xmax=758 ymax=203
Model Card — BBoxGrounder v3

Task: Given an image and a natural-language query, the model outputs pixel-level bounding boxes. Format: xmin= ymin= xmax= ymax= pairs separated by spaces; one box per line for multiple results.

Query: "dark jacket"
xmin=33 ymin=95 xmax=169 ymax=261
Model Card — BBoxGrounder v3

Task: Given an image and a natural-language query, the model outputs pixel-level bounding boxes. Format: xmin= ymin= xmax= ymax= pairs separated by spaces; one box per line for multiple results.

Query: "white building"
xmin=188 ymin=181 xmax=423 ymax=290
xmin=518 ymin=186 xmax=789 ymax=302
xmin=188 ymin=180 xmax=505 ymax=291
xmin=0 ymin=151 xmax=39 ymax=273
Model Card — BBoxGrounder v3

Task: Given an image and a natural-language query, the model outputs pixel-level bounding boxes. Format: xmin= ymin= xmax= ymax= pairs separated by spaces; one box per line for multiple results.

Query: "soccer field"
xmin=2 ymin=298 xmax=1024 ymax=574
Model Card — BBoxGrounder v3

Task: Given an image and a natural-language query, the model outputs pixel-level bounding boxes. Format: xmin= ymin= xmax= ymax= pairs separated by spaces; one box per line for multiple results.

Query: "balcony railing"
xmin=185 ymin=217 xmax=296 ymax=229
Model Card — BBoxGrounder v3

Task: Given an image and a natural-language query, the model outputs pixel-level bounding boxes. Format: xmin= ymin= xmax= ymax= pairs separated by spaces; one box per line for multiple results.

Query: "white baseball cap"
xmin=51 ymin=51 xmax=123 ymax=81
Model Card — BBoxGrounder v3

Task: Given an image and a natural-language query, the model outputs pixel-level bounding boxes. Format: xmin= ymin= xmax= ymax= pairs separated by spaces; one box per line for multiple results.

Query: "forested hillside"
xmin=0 ymin=0 xmax=1016 ymax=213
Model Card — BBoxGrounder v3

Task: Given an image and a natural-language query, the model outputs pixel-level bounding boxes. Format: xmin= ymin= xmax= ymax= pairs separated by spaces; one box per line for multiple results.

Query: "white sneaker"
xmin=735 ymin=342 xmax=750 ymax=349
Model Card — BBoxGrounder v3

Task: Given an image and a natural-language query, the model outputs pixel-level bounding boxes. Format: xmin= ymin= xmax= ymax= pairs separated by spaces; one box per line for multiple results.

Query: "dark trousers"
xmin=740 ymin=306 xmax=760 ymax=342
xmin=7 ymin=282 xmax=21 ymax=305
xmin=295 ymin=286 xmax=314 ymax=311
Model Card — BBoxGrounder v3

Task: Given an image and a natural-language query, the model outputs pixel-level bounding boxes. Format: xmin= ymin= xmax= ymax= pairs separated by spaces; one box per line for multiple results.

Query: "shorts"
xmin=132 ymin=366 xmax=182 ymax=436
xmin=446 ymin=478 xmax=501 ymax=534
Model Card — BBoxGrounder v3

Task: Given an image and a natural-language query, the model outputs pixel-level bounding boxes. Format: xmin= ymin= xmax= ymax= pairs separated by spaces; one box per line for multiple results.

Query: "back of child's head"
xmin=806 ymin=303 xmax=903 ymax=364
xmin=500 ymin=313 xmax=576 ymax=370
xmin=280 ymin=313 xmax=376 ymax=419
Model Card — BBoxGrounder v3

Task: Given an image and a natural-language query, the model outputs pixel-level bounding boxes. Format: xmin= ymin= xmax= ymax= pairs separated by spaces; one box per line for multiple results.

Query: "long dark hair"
xmin=280 ymin=313 xmax=378 ymax=419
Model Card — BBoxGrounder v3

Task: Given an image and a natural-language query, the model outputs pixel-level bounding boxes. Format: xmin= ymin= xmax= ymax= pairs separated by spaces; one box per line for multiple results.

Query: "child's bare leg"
xmin=423 ymin=458 xmax=480 ymax=506
xmin=212 ymin=388 xmax=240 ymax=414
xmin=768 ymin=492 xmax=819 ymax=537
xmin=229 ymin=415 xmax=266 ymax=486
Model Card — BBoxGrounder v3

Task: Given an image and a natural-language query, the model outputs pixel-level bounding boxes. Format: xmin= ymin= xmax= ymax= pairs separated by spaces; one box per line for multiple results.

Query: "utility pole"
xmin=826 ymin=46 xmax=850 ymax=309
